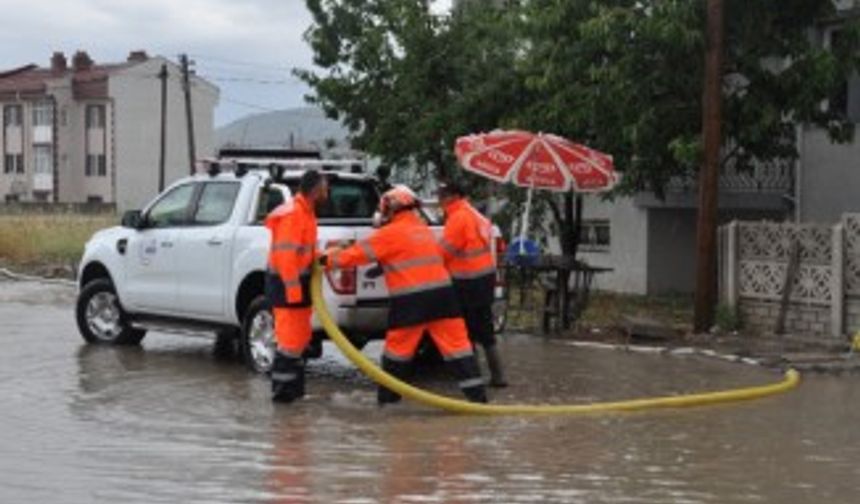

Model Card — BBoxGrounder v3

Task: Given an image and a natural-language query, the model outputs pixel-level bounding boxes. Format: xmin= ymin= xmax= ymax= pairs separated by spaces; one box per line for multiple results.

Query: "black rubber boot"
xmin=483 ymin=344 xmax=508 ymax=388
xmin=378 ymin=356 xmax=412 ymax=406
xmin=271 ymin=351 xmax=305 ymax=404
xmin=448 ymin=354 xmax=489 ymax=403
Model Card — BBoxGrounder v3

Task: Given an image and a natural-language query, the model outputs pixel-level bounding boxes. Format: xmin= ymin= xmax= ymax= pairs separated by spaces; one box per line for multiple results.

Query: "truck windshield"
xmin=286 ymin=179 xmax=379 ymax=219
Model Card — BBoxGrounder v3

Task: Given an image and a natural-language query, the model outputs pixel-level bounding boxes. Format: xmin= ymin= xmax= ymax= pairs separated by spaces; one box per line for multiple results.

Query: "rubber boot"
xmin=378 ymin=356 xmax=412 ymax=406
xmin=271 ymin=351 xmax=305 ymax=403
xmin=483 ymin=344 xmax=508 ymax=388
xmin=448 ymin=354 xmax=488 ymax=403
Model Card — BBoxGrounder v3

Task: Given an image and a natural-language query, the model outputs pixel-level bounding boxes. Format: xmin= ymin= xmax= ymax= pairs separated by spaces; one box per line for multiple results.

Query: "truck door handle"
xmin=207 ymin=238 xmax=224 ymax=246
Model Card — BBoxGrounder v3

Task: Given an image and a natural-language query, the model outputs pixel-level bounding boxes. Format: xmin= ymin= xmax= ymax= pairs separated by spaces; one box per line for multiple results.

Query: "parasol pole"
xmin=518 ymin=178 xmax=535 ymax=255
xmin=515 ymin=135 xmax=543 ymax=256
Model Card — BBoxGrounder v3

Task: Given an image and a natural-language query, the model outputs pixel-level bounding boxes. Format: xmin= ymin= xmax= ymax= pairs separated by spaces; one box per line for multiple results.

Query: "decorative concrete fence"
xmin=719 ymin=214 xmax=860 ymax=338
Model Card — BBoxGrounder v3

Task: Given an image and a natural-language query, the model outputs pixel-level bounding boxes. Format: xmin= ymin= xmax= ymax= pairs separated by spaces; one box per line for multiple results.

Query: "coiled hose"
xmin=311 ymin=264 xmax=799 ymax=415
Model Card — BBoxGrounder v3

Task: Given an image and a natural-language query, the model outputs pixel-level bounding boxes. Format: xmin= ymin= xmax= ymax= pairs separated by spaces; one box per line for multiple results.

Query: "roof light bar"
xmin=197 ymin=157 xmax=366 ymax=176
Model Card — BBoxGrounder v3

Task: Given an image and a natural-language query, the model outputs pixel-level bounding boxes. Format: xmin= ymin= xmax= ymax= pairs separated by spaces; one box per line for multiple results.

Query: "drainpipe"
xmin=51 ymin=95 xmax=58 ymax=203
xmin=108 ymin=97 xmax=116 ymax=207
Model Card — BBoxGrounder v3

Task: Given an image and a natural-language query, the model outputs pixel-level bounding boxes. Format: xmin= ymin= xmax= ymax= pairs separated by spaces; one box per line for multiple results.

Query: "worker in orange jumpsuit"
xmin=265 ymin=170 xmax=328 ymax=403
xmin=324 ymin=185 xmax=488 ymax=405
xmin=437 ymin=181 xmax=507 ymax=387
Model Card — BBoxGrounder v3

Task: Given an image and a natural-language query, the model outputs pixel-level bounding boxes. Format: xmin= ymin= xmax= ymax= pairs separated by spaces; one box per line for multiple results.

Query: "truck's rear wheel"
xmin=241 ymin=296 xmax=275 ymax=373
xmin=76 ymin=278 xmax=146 ymax=345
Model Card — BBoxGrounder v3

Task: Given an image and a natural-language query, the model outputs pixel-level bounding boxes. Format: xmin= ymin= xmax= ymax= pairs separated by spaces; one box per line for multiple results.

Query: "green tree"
xmin=298 ymin=0 xmax=860 ymax=257
xmin=520 ymin=0 xmax=860 ymax=197
xmin=297 ymin=0 xmax=523 ymax=183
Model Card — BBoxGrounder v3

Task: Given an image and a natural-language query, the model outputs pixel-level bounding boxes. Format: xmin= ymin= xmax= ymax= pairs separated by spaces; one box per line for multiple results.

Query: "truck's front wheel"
xmin=76 ymin=278 xmax=146 ymax=345
xmin=241 ymin=296 xmax=275 ymax=374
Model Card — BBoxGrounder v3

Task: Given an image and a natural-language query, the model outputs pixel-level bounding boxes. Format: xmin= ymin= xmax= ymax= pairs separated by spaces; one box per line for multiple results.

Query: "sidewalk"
xmin=560 ymin=317 xmax=860 ymax=374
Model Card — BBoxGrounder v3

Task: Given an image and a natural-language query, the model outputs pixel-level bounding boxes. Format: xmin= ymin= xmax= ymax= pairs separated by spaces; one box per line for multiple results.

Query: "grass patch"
xmin=0 ymin=213 xmax=116 ymax=266
xmin=503 ymin=283 xmax=694 ymax=335
xmin=580 ymin=291 xmax=693 ymax=331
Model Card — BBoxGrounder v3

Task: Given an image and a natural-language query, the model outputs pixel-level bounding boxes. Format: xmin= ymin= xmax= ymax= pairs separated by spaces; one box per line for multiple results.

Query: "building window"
xmin=33 ymin=145 xmax=53 ymax=175
xmin=4 ymin=154 xmax=23 ymax=174
xmin=87 ymin=195 xmax=103 ymax=204
xmin=3 ymin=105 xmax=22 ymax=127
xmin=579 ymin=220 xmax=611 ymax=252
xmin=5 ymin=194 xmax=19 ymax=203
xmin=85 ymin=154 xmax=106 ymax=177
xmin=85 ymin=104 xmax=105 ymax=129
xmin=32 ymin=101 xmax=54 ymax=127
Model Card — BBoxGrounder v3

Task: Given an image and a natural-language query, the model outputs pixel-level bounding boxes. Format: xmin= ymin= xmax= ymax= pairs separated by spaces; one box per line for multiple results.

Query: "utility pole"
xmin=694 ymin=0 xmax=725 ymax=333
xmin=180 ymin=54 xmax=196 ymax=175
xmin=158 ymin=63 xmax=168 ymax=192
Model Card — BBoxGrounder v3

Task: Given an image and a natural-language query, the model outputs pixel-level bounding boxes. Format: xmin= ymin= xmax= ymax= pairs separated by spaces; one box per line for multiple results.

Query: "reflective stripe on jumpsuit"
xmin=328 ymin=210 xmax=488 ymax=404
xmin=265 ymin=193 xmax=318 ymax=403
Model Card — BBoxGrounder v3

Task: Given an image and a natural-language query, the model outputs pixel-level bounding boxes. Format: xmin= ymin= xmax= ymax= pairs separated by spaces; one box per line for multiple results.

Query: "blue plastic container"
xmin=505 ymin=238 xmax=541 ymax=266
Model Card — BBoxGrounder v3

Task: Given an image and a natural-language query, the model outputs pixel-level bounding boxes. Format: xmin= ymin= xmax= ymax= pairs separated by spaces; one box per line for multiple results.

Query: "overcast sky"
xmin=0 ymin=0 xmax=453 ymax=127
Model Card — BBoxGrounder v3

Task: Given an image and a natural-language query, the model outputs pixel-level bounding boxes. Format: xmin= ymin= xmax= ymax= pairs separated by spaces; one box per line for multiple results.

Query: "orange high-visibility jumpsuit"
xmin=265 ymin=193 xmax=317 ymax=402
xmin=328 ymin=211 xmax=487 ymax=404
xmin=439 ymin=197 xmax=497 ymax=347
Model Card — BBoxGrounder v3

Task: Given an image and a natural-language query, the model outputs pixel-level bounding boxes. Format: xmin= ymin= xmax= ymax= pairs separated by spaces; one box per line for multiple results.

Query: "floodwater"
xmin=1 ymin=281 xmax=860 ymax=503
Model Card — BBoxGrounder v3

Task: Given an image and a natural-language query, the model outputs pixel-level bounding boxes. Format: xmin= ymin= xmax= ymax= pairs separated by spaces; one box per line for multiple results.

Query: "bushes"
xmin=714 ymin=303 xmax=741 ymax=333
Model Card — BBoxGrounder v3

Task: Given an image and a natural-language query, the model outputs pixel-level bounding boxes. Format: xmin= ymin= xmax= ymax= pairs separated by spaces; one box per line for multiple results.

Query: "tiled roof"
xmin=0 ymin=65 xmax=49 ymax=94
xmin=0 ymin=62 xmax=136 ymax=99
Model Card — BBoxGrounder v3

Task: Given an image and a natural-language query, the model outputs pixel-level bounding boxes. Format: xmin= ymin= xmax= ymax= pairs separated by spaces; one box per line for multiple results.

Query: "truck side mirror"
xmin=121 ymin=210 xmax=144 ymax=229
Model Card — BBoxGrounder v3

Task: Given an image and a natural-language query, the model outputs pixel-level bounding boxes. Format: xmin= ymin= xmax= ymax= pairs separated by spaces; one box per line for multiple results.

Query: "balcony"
xmin=33 ymin=173 xmax=53 ymax=192
xmin=634 ymin=160 xmax=794 ymax=212
xmin=33 ymin=125 xmax=52 ymax=144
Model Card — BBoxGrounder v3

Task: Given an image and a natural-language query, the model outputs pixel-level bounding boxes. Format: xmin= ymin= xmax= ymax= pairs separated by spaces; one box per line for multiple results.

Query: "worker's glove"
xmin=319 ymin=246 xmax=342 ymax=268
xmin=366 ymin=264 xmax=384 ymax=279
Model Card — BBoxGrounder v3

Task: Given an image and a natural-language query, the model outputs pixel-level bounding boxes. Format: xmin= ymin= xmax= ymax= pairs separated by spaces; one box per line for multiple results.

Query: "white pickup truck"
xmin=75 ymin=158 xmax=505 ymax=373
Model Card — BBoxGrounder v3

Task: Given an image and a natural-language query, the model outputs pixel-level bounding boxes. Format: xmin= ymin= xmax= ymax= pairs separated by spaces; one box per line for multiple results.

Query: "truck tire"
xmin=241 ymin=295 xmax=276 ymax=374
xmin=213 ymin=328 xmax=241 ymax=361
xmin=76 ymin=278 xmax=146 ymax=345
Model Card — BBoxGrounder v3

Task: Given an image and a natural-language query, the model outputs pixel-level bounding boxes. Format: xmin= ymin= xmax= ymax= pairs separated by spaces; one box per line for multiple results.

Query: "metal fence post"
xmin=727 ymin=220 xmax=739 ymax=309
xmin=832 ymin=223 xmax=845 ymax=338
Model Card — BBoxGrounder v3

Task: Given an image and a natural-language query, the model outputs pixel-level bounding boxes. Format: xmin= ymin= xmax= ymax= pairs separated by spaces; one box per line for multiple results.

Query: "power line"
xmin=206 ymin=75 xmax=301 ymax=85
xmin=220 ymin=96 xmax=285 ymax=112
xmin=189 ymin=53 xmax=297 ymax=73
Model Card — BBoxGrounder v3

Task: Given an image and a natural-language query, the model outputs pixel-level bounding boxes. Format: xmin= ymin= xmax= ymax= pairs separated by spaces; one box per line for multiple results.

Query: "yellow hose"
xmin=311 ymin=265 xmax=799 ymax=415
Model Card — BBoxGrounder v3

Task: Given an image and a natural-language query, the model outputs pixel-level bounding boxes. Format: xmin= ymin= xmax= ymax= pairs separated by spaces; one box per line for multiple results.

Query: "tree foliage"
xmin=519 ymin=0 xmax=860 ymax=196
xmin=297 ymin=0 xmax=523 ymax=182
xmin=298 ymin=0 xmax=860 ymax=248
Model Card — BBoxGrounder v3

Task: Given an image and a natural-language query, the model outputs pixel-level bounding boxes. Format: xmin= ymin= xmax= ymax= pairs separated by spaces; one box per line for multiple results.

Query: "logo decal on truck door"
xmin=139 ymin=238 xmax=157 ymax=266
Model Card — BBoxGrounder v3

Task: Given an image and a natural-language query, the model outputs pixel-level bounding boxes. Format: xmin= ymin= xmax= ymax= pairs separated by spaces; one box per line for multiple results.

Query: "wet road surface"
xmin=2 ymin=280 xmax=860 ymax=503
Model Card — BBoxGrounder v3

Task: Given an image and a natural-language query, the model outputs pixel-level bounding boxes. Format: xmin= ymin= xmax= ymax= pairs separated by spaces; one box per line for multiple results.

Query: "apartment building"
xmin=0 ymin=50 xmax=219 ymax=210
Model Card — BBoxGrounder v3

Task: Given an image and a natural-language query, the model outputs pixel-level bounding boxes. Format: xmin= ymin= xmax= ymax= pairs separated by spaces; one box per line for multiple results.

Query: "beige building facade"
xmin=0 ymin=50 xmax=219 ymax=210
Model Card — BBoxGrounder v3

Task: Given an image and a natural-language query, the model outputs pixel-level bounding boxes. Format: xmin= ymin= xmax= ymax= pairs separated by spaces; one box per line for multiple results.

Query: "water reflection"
xmin=265 ymin=417 xmax=313 ymax=504
xmin=2 ymin=297 xmax=860 ymax=503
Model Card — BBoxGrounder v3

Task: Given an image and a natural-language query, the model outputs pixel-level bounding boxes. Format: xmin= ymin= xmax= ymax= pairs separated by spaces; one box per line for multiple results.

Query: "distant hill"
xmin=215 ymin=106 xmax=353 ymax=154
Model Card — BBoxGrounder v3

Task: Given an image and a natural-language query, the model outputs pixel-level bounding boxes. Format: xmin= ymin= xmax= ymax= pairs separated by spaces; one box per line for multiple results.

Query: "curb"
xmin=560 ymin=339 xmax=860 ymax=373
xmin=559 ymin=340 xmax=766 ymax=367
xmin=0 ymin=267 xmax=76 ymax=288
